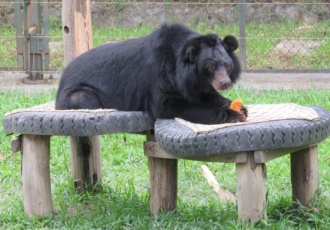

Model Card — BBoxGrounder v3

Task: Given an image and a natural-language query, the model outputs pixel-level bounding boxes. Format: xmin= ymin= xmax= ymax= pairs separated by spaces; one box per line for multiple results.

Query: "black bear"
xmin=56 ymin=24 xmax=247 ymax=124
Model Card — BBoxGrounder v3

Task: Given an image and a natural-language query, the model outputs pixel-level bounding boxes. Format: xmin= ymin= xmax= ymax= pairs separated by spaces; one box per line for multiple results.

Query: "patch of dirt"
xmin=275 ymin=40 xmax=323 ymax=55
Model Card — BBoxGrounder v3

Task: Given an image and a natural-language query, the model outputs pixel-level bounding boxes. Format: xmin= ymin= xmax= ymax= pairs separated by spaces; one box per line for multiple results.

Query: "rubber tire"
xmin=3 ymin=111 xmax=154 ymax=136
xmin=155 ymin=106 xmax=330 ymax=157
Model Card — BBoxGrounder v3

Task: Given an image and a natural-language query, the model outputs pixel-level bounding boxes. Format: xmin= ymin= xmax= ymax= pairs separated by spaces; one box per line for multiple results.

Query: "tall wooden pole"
xmin=62 ymin=0 xmax=102 ymax=192
xmin=62 ymin=0 xmax=93 ymax=65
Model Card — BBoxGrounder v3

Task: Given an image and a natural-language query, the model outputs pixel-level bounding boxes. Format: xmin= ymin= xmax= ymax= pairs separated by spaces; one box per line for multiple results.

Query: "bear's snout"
xmin=219 ymin=79 xmax=232 ymax=90
xmin=211 ymin=70 xmax=232 ymax=91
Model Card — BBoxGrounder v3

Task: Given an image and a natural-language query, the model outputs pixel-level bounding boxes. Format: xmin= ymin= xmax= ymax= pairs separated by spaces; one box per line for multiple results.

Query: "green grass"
xmin=1 ymin=19 xmax=329 ymax=71
xmin=0 ymin=25 xmax=17 ymax=67
xmin=1 ymin=87 xmax=330 ymax=229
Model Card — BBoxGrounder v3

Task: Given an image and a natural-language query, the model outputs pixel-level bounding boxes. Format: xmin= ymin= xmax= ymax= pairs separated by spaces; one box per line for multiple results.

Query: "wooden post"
xmin=62 ymin=0 xmax=101 ymax=191
xmin=148 ymin=157 xmax=178 ymax=215
xmin=146 ymin=132 xmax=178 ymax=215
xmin=291 ymin=146 xmax=319 ymax=206
xmin=70 ymin=136 xmax=102 ymax=192
xmin=236 ymin=152 xmax=267 ymax=223
xmin=22 ymin=134 xmax=53 ymax=217
xmin=62 ymin=0 xmax=92 ymax=65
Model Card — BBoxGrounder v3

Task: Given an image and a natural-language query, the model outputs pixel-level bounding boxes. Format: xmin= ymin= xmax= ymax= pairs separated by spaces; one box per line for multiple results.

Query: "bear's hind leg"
xmin=56 ymin=88 xmax=103 ymax=110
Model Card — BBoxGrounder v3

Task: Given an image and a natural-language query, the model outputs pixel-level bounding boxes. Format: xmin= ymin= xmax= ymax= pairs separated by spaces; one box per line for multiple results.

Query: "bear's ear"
xmin=183 ymin=37 xmax=201 ymax=63
xmin=222 ymin=35 xmax=239 ymax=52
xmin=184 ymin=46 xmax=197 ymax=63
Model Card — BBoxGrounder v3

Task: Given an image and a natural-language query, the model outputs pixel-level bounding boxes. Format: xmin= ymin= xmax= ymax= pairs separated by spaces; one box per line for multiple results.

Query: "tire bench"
xmin=149 ymin=105 xmax=330 ymax=222
xmin=3 ymin=103 xmax=330 ymax=223
xmin=3 ymin=102 xmax=154 ymax=218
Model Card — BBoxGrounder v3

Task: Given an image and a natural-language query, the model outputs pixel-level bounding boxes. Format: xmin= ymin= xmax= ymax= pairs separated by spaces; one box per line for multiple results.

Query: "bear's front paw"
xmin=226 ymin=109 xmax=247 ymax=123
xmin=229 ymin=99 xmax=248 ymax=118
xmin=240 ymin=105 xmax=248 ymax=118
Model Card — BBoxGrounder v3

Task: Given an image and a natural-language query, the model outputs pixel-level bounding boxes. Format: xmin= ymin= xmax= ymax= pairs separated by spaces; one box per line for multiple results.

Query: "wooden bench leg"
xmin=70 ymin=136 xmax=102 ymax=192
xmin=236 ymin=152 xmax=267 ymax=223
xmin=148 ymin=157 xmax=178 ymax=215
xmin=22 ymin=134 xmax=53 ymax=218
xmin=144 ymin=132 xmax=177 ymax=215
xmin=291 ymin=146 xmax=319 ymax=206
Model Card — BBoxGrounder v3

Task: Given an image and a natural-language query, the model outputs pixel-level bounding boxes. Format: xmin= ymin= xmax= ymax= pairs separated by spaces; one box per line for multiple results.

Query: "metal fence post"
xmin=14 ymin=2 xmax=23 ymax=69
xmin=238 ymin=0 xmax=247 ymax=71
xmin=42 ymin=2 xmax=50 ymax=73
xmin=26 ymin=0 xmax=43 ymax=80
xmin=15 ymin=0 xmax=50 ymax=82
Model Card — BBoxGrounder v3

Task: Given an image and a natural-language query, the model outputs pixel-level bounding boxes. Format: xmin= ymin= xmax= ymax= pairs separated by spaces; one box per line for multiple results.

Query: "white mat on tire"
xmin=176 ymin=104 xmax=319 ymax=134
xmin=5 ymin=101 xmax=116 ymax=116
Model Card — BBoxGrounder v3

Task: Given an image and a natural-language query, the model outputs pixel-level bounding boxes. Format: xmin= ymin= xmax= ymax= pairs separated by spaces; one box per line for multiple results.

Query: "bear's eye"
xmin=208 ymin=65 xmax=216 ymax=72
xmin=224 ymin=61 xmax=232 ymax=68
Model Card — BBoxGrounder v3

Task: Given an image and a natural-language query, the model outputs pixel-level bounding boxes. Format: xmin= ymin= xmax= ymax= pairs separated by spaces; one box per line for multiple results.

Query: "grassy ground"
xmin=0 ymin=87 xmax=330 ymax=229
xmin=0 ymin=19 xmax=329 ymax=70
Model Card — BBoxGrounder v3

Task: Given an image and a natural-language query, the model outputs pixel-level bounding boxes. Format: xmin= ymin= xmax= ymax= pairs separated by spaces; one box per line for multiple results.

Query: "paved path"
xmin=0 ymin=72 xmax=60 ymax=94
xmin=0 ymin=72 xmax=330 ymax=94
xmin=238 ymin=73 xmax=330 ymax=90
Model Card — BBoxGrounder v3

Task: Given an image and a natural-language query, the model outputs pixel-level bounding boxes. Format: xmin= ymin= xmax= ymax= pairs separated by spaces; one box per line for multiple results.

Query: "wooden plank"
xmin=254 ymin=145 xmax=309 ymax=163
xmin=144 ymin=141 xmax=247 ymax=163
xmin=144 ymin=141 xmax=179 ymax=159
xmin=22 ymin=134 xmax=53 ymax=217
xmin=290 ymin=146 xmax=319 ymax=206
xmin=189 ymin=152 xmax=247 ymax=163
xmin=70 ymin=136 xmax=102 ymax=192
xmin=11 ymin=135 xmax=22 ymax=153
xmin=236 ymin=152 xmax=267 ymax=223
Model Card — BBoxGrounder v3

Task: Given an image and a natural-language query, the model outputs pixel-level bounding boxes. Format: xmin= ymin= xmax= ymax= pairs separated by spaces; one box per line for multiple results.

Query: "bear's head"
xmin=181 ymin=34 xmax=241 ymax=92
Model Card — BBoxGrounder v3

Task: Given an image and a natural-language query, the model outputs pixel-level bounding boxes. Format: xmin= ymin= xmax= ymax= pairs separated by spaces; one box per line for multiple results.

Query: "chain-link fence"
xmin=237 ymin=1 xmax=330 ymax=72
xmin=0 ymin=0 xmax=329 ymax=78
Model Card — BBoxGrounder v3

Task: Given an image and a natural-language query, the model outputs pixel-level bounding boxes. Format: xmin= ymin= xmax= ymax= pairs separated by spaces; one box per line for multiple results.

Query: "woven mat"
xmin=5 ymin=101 xmax=117 ymax=116
xmin=176 ymin=103 xmax=319 ymax=134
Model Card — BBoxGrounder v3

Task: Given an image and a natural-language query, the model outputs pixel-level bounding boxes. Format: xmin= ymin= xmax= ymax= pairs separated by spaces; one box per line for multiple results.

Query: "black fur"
xmin=56 ymin=24 xmax=247 ymax=124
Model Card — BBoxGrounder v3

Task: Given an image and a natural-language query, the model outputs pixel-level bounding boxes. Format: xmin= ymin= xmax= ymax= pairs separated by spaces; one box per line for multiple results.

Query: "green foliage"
xmin=0 ymin=88 xmax=330 ymax=229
